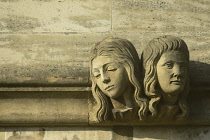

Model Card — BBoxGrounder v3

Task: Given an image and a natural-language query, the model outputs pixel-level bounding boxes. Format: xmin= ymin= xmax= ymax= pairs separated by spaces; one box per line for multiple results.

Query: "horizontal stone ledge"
xmin=0 ymin=87 xmax=91 ymax=91
xmin=0 ymin=90 xmax=89 ymax=125
xmin=0 ymin=87 xmax=208 ymax=126
xmin=0 ymin=86 xmax=207 ymax=93
xmin=3 ymin=120 xmax=210 ymax=127
xmin=89 ymin=120 xmax=210 ymax=126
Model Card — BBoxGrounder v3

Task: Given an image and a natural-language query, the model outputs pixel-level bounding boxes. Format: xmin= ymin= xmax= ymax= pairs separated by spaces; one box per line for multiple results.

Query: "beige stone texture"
xmin=4 ymin=127 xmax=112 ymax=140
xmin=112 ymin=0 xmax=210 ymax=32
xmin=0 ymin=34 xmax=96 ymax=86
xmin=0 ymin=130 xmax=6 ymax=140
xmin=0 ymin=0 xmax=111 ymax=33
xmin=0 ymin=87 xmax=89 ymax=124
xmin=0 ymin=33 xmax=209 ymax=87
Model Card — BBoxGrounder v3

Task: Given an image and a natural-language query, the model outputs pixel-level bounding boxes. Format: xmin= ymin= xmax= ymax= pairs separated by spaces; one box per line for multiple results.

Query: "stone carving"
xmin=90 ymin=37 xmax=148 ymax=122
xmin=141 ymin=35 xmax=190 ymax=121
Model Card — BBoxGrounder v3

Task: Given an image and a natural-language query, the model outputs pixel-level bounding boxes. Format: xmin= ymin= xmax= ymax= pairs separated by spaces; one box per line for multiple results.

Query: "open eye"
xmin=106 ymin=65 xmax=117 ymax=71
xmin=163 ymin=62 xmax=173 ymax=69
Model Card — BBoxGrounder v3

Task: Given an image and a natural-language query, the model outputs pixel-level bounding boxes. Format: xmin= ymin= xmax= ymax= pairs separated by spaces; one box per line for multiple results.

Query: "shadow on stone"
xmin=189 ymin=60 xmax=210 ymax=88
xmin=112 ymin=126 xmax=133 ymax=140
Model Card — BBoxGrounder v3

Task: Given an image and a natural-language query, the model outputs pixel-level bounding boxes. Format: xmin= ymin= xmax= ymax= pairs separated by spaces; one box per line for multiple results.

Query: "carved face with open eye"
xmin=156 ymin=50 xmax=188 ymax=96
xmin=92 ymin=56 xmax=130 ymax=98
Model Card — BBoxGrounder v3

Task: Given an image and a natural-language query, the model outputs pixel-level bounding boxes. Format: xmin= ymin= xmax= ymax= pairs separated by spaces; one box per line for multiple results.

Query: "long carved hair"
xmin=90 ymin=37 xmax=148 ymax=121
xmin=141 ymin=35 xmax=190 ymax=120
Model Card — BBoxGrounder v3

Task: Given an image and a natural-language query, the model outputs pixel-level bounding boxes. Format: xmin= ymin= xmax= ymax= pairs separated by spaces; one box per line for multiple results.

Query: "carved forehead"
xmin=145 ymin=36 xmax=187 ymax=53
xmin=92 ymin=56 xmax=114 ymax=69
xmin=91 ymin=38 xmax=139 ymax=61
xmin=159 ymin=51 xmax=188 ymax=63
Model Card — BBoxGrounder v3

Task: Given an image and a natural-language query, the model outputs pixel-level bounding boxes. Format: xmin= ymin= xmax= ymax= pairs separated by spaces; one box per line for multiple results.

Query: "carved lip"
xmin=170 ymin=80 xmax=183 ymax=85
xmin=105 ymin=85 xmax=115 ymax=91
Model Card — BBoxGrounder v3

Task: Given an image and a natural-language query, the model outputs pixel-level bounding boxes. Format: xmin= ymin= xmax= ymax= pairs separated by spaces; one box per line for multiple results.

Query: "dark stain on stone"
xmin=72 ymin=134 xmax=80 ymax=140
xmin=38 ymin=128 xmax=46 ymax=137
xmin=7 ymin=129 xmax=45 ymax=140
xmin=187 ymin=131 xmax=207 ymax=139
xmin=8 ymin=131 xmax=20 ymax=140
xmin=187 ymin=133 xmax=193 ymax=139
xmin=2 ymin=15 xmax=41 ymax=32
xmin=8 ymin=131 xmax=21 ymax=140
xmin=203 ymin=129 xmax=209 ymax=134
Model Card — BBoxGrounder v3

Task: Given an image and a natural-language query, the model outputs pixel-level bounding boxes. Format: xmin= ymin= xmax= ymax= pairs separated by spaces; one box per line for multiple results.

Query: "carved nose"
xmin=173 ymin=66 xmax=182 ymax=78
xmin=101 ymin=73 xmax=110 ymax=84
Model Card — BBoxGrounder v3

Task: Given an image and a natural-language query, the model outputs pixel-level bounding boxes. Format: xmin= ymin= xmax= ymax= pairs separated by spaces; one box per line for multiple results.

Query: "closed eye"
xmin=94 ymin=74 xmax=101 ymax=78
xmin=106 ymin=66 xmax=117 ymax=71
xmin=107 ymin=68 xmax=117 ymax=71
xmin=93 ymin=71 xmax=101 ymax=78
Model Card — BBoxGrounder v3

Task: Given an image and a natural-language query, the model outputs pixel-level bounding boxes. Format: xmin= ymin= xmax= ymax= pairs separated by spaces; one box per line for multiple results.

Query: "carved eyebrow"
xmin=92 ymin=62 xmax=120 ymax=73
xmin=104 ymin=62 xmax=115 ymax=66
xmin=105 ymin=62 xmax=119 ymax=66
xmin=177 ymin=61 xmax=188 ymax=64
xmin=92 ymin=62 xmax=115 ymax=72
xmin=92 ymin=69 xmax=100 ymax=77
xmin=103 ymin=62 xmax=118 ymax=68
xmin=104 ymin=62 xmax=121 ymax=69
xmin=92 ymin=68 xmax=100 ymax=73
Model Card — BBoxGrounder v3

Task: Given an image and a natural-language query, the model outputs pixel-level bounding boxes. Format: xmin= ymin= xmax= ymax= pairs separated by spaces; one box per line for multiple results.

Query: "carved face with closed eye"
xmin=92 ymin=56 xmax=130 ymax=98
xmin=90 ymin=37 xmax=148 ymax=122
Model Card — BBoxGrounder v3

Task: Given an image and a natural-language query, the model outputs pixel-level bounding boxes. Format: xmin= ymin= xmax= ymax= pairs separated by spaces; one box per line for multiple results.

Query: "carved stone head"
xmin=90 ymin=37 xmax=147 ymax=122
xmin=141 ymin=35 xmax=190 ymax=120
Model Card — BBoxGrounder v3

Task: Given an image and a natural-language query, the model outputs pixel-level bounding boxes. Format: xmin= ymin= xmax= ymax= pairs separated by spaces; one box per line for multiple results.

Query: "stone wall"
xmin=0 ymin=0 xmax=210 ymax=139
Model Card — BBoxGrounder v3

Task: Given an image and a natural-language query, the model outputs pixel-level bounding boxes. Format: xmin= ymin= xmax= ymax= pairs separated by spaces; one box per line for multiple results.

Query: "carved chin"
xmin=163 ymin=85 xmax=184 ymax=96
xmin=107 ymin=91 xmax=122 ymax=99
xmin=103 ymin=89 xmax=122 ymax=99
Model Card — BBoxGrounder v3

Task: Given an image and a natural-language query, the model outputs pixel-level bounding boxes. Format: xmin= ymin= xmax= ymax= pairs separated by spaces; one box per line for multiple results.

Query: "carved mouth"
xmin=170 ymin=80 xmax=183 ymax=85
xmin=105 ymin=85 xmax=115 ymax=91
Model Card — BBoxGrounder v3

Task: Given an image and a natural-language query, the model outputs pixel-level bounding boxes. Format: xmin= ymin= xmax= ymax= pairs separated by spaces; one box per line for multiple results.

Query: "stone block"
xmin=0 ymin=34 xmax=109 ymax=86
xmin=112 ymin=0 xmax=210 ymax=33
xmin=0 ymin=0 xmax=111 ymax=33
xmin=0 ymin=129 xmax=5 ymax=140
xmin=0 ymin=87 xmax=89 ymax=125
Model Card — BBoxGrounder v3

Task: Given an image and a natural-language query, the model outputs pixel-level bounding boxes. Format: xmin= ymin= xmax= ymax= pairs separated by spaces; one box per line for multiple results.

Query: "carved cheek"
xmin=96 ymin=77 xmax=105 ymax=91
xmin=157 ymin=67 xmax=173 ymax=92
xmin=167 ymin=69 xmax=174 ymax=79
